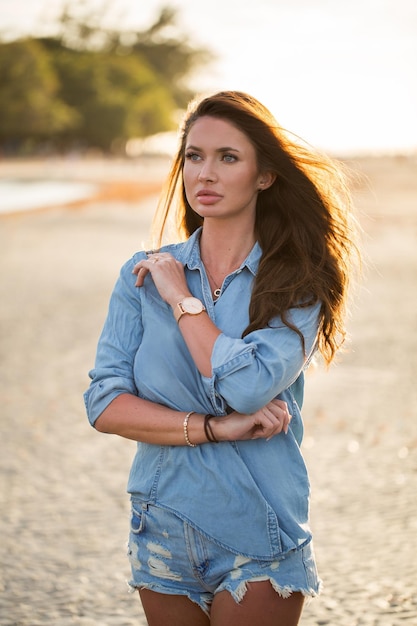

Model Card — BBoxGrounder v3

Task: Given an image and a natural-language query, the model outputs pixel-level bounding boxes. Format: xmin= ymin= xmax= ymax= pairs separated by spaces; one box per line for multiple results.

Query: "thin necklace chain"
xmin=203 ymin=245 xmax=252 ymax=301
xmin=204 ymin=265 xmax=222 ymax=301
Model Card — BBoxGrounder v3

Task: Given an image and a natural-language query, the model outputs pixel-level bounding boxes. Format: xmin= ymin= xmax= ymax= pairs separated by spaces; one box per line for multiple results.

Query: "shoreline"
xmin=0 ymin=155 xmax=169 ymax=216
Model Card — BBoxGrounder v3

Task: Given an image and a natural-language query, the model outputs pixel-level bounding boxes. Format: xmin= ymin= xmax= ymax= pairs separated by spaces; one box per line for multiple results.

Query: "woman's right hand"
xmin=212 ymin=399 xmax=292 ymax=442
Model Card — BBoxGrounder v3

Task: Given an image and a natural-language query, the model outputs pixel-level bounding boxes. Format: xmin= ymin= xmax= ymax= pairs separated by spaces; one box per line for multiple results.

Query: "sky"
xmin=1 ymin=0 xmax=416 ymax=155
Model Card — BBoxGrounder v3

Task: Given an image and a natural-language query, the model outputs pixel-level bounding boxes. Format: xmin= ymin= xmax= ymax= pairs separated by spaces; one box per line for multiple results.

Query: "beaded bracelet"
xmin=204 ymin=414 xmax=219 ymax=443
xmin=183 ymin=411 xmax=197 ymax=447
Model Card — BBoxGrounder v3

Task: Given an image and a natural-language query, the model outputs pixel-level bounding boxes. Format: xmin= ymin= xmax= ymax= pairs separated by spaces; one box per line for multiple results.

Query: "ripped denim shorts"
xmin=127 ymin=498 xmax=322 ymax=617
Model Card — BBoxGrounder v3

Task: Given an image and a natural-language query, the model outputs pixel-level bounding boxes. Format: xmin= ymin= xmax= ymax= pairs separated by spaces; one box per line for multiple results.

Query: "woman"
xmin=84 ymin=91 xmax=358 ymax=625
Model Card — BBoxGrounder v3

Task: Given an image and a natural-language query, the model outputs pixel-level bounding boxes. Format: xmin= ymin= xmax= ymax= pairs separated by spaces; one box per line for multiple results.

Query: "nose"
xmin=197 ymin=159 xmax=217 ymax=182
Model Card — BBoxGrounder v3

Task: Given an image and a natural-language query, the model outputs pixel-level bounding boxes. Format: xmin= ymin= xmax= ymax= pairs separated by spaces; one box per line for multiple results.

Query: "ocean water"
xmin=0 ymin=180 xmax=98 ymax=214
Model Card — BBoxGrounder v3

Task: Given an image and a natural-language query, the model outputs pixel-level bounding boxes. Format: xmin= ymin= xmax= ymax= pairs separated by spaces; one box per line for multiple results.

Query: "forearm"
xmin=94 ymin=393 xmax=291 ymax=444
xmin=176 ymin=310 xmax=221 ymax=377
xmin=94 ymin=393 xmax=211 ymax=445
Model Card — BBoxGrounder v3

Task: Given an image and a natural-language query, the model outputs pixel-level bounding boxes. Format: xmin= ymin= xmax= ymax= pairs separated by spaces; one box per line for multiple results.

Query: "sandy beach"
xmin=0 ymin=153 xmax=416 ymax=625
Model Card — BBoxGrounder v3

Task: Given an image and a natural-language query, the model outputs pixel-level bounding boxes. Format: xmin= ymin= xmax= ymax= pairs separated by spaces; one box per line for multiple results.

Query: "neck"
xmin=200 ymin=222 xmax=256 ymax=275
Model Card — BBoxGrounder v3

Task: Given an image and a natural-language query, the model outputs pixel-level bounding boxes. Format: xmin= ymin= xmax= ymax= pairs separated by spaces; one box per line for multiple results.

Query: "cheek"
xmin=183 ymin=167 xmax=195 ymax=193
xmin=236 ymin=176 xmax=259 ymax=198
xmin=233 ymin=166 xmax=260 ymax=191
xmin=183 ymin=176 xmax=193 ymax=196
xmin=183 ymin=177 xmax=198 ymax=212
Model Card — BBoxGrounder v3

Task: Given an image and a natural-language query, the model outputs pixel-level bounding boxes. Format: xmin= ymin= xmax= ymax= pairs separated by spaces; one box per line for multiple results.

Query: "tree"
xmin=0 ymin=3 xmax=213 ymax=153
xmin=52 ymin=4 xmax=211 ymax=110
xmin=46 ymin=44 xmax=179 ymax=150
xmin=128 ymin=7 xmax=211 ymax=109
xmin=0 ymin=39 xmax=78 ymax=148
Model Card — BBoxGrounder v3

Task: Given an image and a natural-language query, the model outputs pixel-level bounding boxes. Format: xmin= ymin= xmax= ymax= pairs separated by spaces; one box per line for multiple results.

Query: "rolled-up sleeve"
xmin=207 ymin=301 xmax=321 ymax=414
xmin=84 ymin=257 xmax=144 ymax=426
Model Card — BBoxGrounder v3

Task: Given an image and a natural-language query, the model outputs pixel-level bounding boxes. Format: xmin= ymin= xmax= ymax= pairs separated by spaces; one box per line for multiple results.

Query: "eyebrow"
xmin=185 ymin=144 xmax=241 ymax=153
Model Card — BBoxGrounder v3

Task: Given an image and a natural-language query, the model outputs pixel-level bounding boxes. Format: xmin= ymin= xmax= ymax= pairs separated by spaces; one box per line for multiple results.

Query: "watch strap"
xmin=174 ymin=301 xmax=186 ymax=323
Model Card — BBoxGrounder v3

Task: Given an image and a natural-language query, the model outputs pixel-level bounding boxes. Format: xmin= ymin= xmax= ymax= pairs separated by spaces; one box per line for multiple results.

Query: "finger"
xmin=264 ymin=406 xmax=290 ymax=439
xmin=278 ymin=404 xmax=292 ymax=434
xmin=133 ymin=255 xmax=161 ymax=278
xmin=146 ymin=252 xmax=167 ymax=263
xmin=269 ymin=399 xmax=288 ymax=413
xmin=268 ymin=400 xmax=292 ymax=434
xmin=282 ymin=413 xmax=290 ymax=435
xmin=132 ymin=262 xmax=141 ymax=276
xmin=133 ymin=266 xmax=149 ymax=287
xmin=250 ymin=408 xmax=280 ymax=440
xmin=275 ymin=407 xmax=291 ymax=436
xmin=133 ymin=252 xmax=163 ymax=275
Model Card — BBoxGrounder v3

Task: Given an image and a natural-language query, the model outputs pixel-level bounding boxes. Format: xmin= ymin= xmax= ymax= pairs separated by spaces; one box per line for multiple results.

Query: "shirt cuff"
xmin=84 ymin=375 xmax=138 ymax=426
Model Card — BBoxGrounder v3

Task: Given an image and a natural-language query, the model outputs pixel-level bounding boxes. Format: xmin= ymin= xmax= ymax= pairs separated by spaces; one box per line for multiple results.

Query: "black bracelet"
xmin=204 ymin=414 xmax=219 ymax=443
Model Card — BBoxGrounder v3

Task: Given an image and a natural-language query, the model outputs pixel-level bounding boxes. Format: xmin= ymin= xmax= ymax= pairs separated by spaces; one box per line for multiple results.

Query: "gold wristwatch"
xmin=174 ymin=296 xmax=206 ymax=323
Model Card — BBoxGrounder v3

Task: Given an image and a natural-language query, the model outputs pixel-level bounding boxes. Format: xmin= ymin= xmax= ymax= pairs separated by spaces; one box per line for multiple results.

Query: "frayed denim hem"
xmin=127 ymin=580 xmax=212 ymax=617
xmin=217 ymin=574 xmax=323 ymax=605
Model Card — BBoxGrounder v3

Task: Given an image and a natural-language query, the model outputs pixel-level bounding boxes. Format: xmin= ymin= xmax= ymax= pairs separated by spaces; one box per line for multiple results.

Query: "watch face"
xmin=182 ymin=297 xmax=204 ymax=314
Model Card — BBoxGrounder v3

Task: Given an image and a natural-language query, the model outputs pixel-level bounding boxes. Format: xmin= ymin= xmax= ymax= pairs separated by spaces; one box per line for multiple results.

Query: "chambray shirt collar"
xmin=177 ymin=227 xmax=262 ymax=276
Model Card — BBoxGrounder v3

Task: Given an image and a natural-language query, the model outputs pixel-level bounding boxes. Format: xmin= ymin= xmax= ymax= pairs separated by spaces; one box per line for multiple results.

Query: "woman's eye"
xmin=185 ymin=152 xmax=201 ymax=162
xmin=222 ymin=154 xmax=237 ymax=163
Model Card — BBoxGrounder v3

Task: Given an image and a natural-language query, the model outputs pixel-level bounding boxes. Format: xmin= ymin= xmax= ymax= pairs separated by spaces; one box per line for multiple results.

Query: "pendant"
xmin=213 ymin=288 xmax=221 ymax=299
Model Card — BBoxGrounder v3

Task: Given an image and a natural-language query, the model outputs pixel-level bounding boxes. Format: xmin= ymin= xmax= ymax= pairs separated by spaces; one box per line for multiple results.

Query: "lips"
xmin=196 ymin=189 xmax=222 ymax=205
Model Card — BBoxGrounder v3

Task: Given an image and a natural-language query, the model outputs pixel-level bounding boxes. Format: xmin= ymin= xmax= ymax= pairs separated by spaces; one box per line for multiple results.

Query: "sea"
xmin=0 ymin=179 xmax=98 ymax=214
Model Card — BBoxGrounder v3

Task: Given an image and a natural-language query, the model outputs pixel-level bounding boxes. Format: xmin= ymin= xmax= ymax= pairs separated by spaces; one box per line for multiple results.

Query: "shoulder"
xmin=119 ymin=230 xmax=201 ymax=273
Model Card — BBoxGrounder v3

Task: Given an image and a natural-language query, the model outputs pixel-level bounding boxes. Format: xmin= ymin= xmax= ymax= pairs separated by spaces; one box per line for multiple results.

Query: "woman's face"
xmin=183 ymin=116 xmax=264 ymax=223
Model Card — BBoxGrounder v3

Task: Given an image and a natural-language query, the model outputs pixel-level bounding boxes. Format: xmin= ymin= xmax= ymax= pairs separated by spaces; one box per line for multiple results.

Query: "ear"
xmin=257 ymin=171 xmax=276 ymax=191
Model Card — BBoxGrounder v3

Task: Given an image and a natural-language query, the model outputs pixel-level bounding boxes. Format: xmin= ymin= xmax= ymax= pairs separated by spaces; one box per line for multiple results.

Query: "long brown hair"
xmin=152 ymin=91 xmax=359 ymax=365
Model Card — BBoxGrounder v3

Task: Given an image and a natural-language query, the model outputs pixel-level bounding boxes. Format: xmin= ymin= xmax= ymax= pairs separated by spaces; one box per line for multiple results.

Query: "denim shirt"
xmin=84 ymin=228 xmax=321 ymax=560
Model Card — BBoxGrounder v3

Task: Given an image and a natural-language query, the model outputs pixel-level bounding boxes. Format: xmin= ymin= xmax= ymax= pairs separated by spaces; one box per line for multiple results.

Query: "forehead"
xmin=186 ymin=116 xmax=254 ymax=151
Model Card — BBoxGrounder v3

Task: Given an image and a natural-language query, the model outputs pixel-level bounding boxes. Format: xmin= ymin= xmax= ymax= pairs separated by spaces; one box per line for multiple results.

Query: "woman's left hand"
xmin=212 ymin=399 xmax=292 ymax=442
xmin=132 ymin=252 xmax=191 ymax=307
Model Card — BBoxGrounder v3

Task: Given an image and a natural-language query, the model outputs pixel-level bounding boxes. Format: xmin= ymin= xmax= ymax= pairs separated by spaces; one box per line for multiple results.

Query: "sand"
xmin=0 ymin=154 xmax=416 ymax=625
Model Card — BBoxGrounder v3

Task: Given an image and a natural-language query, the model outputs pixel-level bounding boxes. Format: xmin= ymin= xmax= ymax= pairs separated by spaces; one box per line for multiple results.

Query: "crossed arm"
xmin=93 ymin=251 xmax=292 ymax=445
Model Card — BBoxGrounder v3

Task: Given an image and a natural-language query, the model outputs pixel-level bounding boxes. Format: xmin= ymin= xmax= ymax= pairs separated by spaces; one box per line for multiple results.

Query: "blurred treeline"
xmin=0 ymin=4 xmax=212 ymax=155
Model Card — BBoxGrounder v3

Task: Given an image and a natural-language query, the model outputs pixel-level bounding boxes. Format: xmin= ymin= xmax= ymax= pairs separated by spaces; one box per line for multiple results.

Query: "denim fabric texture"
xmin=127 ymin=500 xmax=322 ymax=615
xmin=84 ymin=228 xmax=321 ymax=560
